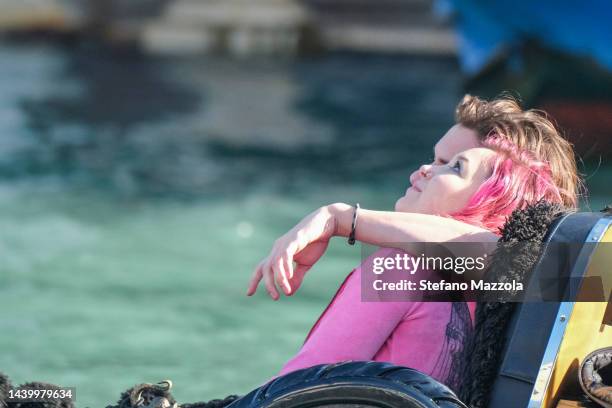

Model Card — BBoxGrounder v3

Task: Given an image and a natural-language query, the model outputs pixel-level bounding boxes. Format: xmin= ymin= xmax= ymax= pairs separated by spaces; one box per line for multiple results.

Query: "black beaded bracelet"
xmin=348 ymin=203 xmax=360 ymax=245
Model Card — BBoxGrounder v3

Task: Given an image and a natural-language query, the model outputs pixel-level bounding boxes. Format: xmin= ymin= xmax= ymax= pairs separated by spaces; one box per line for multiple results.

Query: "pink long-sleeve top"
xmin=268 ymin=247 xmax=476 ymax=391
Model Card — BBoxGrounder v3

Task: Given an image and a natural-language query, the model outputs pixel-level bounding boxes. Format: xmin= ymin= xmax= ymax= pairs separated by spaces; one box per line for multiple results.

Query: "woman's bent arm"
xmin=247 ymin=203 xmax=498 ymax=299
xmin=328 ymin=202 xmax=498 ymax=245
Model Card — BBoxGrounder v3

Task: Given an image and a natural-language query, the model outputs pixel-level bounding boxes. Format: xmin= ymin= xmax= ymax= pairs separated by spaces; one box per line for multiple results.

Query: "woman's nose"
xmin=410 ymin=163 xmax=433 ymax=185
xmin=419 ymin=164 xmax=433 ymax=178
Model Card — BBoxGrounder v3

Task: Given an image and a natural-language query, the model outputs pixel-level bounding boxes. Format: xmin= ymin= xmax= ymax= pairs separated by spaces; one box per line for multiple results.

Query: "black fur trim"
xmin=457 ymin=200 xmax=567 ymax=408
xmin=0 ymin=372 xmax=11 ymax=408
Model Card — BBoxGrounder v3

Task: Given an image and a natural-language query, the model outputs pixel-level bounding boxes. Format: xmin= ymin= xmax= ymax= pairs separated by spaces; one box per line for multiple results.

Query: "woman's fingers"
xmin=246 ymin=261 xmax=265 ymax=296
xmin=248 ymin=237 xmax=301 ymax=300
xmin=263 ymin=261 xmax=280 ymax=300
xmin=287 ymin=263 xmax=309 ymax=293
xmin=275 ymin=257 xmax=292 ymax=295
xmin=283 ymin=253 xmax=294 ymax=281
xmin=247 ymin=256 xmax=293 ymax=300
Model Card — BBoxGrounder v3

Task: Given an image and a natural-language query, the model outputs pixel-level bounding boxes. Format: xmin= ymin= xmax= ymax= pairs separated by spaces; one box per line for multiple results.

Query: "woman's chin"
xmin=394 ymin=196 xmax=416 ymax=212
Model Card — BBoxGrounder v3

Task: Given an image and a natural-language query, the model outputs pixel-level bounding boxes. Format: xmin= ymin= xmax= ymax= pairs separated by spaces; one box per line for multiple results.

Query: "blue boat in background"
xmin=435 ymin=0 xmax=612 ymax=76
xmin=436 ymin=0 xmax=612 ymax=158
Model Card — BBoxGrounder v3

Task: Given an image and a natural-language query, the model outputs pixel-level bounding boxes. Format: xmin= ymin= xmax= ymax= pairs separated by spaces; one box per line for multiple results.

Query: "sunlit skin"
xmin=395 ymin=124 xmax=496 ymax=216
xmin=247 ymin=123 xmax=501 ymax=300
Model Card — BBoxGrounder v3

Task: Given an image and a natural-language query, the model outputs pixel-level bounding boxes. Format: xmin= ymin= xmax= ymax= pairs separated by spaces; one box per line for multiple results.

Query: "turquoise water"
xmin=0 ymin=183 xmax=370 ymax=406
xmin=0 ymin=41 xmax=609 ymax=407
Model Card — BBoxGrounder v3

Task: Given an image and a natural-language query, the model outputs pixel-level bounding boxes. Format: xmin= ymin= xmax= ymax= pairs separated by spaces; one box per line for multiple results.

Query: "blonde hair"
xmin=455 ymin=94 xmax=582 ymax=209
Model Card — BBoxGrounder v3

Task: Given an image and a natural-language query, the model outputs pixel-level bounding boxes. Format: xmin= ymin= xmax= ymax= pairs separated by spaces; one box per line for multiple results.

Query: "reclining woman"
xmin=246 ymin=95 xmax=581 ymax=393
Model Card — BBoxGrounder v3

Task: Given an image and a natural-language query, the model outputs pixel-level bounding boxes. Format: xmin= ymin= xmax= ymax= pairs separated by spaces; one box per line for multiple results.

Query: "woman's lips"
xmin=409 ymin=184 xmax=422 ymax=193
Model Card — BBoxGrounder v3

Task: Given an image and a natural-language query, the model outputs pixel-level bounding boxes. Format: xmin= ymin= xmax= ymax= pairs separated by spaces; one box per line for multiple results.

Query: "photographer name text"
xmin=372 ymin=279 xmax=523 ymax=292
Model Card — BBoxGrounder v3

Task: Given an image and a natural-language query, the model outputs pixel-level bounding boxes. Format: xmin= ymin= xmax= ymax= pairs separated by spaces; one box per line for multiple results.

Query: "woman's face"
xmin=395 ymin=124 xmax=496 ymax=215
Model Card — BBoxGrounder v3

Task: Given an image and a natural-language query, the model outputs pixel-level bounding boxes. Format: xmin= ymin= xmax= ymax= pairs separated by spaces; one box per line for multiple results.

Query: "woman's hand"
xmin=246 ymin=205 xmax=337 ymax=300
